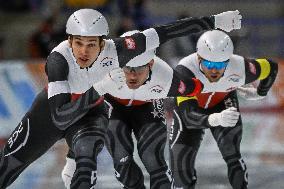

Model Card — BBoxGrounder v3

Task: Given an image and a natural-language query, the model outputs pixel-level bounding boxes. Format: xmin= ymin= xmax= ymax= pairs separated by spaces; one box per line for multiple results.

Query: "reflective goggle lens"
xmin=201 ymin=59 xmax=228 ymax=70
xmin=123 ymin=64 xmax=148 ymax=73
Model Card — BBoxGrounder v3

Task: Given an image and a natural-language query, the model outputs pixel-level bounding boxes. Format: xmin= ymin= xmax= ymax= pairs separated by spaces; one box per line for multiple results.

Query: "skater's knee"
xmin=73 ymin=136 xmax=104 ymax=157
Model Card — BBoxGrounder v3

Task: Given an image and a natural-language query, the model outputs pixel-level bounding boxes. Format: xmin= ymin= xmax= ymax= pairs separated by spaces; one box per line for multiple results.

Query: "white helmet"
xmin=121 ymin=30 xmax=156 ymax=67
xmin=197 ymin=30 xmax=233 ymax=62
xmin=66 ymin=9 xmax=109 ymax=36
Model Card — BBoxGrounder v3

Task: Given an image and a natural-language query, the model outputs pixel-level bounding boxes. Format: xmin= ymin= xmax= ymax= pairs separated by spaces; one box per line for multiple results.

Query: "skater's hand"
xmin=93 ymin=68 xmax=126 ymax=95
xmin=208 ymin=107 xmax=240 ymax=127
xmin=214 ymin=10 xmax=242 ymax=32
xmin=237 ymin=84 xmax=265 ymax=100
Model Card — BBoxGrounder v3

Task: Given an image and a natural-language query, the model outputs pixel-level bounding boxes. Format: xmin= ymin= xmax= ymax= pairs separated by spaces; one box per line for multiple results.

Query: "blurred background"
xmin=0 ymin=0 xmax=283 ymax=188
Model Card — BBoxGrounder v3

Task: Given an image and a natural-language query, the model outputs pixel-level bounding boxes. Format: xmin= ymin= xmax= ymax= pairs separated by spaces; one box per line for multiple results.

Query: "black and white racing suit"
xmin=0 ymin=15 xmax=216 ymax=189
xmin=104 ymin=56 xmax=198 ymax=189
xmin=169 ymin=53 xmax=278 ymax=189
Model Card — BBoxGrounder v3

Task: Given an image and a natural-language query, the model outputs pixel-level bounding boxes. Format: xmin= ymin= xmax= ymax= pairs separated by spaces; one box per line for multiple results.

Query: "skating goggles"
xmin=123 ymin=64 xmax=149 ymax=73
xmin=201 ymin=59 xmax=229 ymax=70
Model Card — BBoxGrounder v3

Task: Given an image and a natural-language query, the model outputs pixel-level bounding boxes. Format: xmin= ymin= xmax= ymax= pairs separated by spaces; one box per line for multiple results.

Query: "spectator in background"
xmin=115 ymin=0 xmax=153 ymax=45
xmin=115 ymin=16 xmax=135 ymax=37
xmin=117 ymin=0 xmax=152 ymax=30
xmin=115 ymin=0 xmax=136 ymax=37
xmin=132 ymin=0 xmax=152 ymax=30
xmin=28 ymin=16 xmax=65 ymax=58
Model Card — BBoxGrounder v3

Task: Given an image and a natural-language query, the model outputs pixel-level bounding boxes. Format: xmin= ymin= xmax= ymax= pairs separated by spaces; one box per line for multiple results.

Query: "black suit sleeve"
xmin=46 ymin=52 xmax=102 ymax=130
xmin=113 ymin=16 xmax=214 ymax=68
xmin=244 ymin=58 xmax=278 ymax=96
xmin=174 ymin=97 xmax=212 ymax=129
xmin=155 ymin=16 xmax=214 ymax=45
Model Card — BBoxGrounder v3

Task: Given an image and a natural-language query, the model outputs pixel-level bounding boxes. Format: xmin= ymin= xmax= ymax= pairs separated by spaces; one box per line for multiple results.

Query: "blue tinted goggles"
xmin=201 ymin=59 xmax=228 ymax=70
